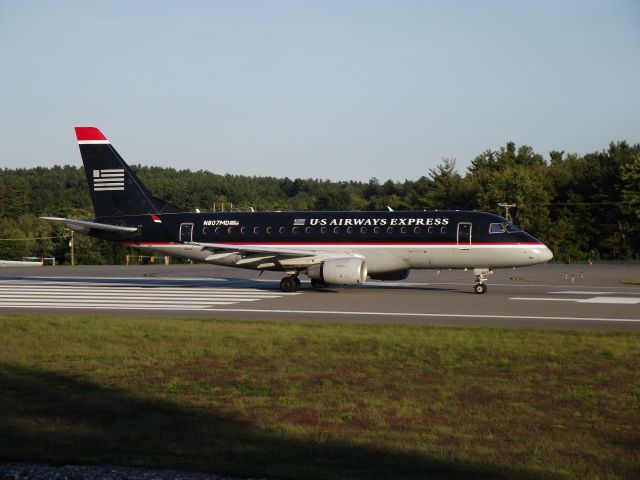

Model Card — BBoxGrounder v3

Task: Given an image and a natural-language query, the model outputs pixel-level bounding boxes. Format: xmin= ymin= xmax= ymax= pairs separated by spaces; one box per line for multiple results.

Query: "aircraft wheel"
xmin=280 ymin=275 xmax=300 ymax=293
xmin=474 ymin=283 xmax=487 ymax=294
xmin=310 ymin=278 xmax=328 ymax=289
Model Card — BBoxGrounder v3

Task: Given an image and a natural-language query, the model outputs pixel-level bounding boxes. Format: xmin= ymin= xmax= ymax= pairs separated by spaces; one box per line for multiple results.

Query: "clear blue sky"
xmin=1 ymin=0 xmax=639 ymax=181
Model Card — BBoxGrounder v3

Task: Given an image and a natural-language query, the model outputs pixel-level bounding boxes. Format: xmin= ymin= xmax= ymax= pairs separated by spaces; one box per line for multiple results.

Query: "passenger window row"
xmin=201 ymin=225 xmax=448 ymax=236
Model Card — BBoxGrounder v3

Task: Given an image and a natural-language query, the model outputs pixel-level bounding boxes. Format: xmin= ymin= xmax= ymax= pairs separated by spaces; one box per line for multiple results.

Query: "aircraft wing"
xmin=40 ymin=217 xmax=138 ymax=233
xmin=188 ymin=242 xmax=356 ymax=268
xmin=188 ymin=242 xmax=334 ymax=257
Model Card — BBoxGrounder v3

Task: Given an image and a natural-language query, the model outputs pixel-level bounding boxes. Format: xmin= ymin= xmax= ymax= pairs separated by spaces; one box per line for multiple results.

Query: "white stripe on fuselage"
xmin=123 ymin=242 xmax=548 ymax=271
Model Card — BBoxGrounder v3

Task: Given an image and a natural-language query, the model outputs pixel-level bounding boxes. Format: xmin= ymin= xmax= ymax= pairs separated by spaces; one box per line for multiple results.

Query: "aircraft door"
xmin=179 ymin=223 xmax=194 ymax=243
xmin=457 ymin=222 xmax=472 ymax=250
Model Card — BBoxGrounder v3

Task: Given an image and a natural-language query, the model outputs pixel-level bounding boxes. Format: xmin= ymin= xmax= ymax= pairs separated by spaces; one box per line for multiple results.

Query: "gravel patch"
xmin=0 ymin=463 xmax=266 ymax=480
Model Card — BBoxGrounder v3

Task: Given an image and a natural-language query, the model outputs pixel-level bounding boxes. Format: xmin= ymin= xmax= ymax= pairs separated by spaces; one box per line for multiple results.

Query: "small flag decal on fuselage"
xmin=93 ymin=169 xmax=125 ymax=191
xmin=293 ymin=218 xmax=306 ymax=226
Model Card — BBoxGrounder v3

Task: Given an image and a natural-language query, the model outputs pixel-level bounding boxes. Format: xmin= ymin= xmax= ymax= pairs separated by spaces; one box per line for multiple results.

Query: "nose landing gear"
xmin=473 ymin=268 xmax=491 ymax=294
xmin=474 ymin=283 xmax=488 ymax=294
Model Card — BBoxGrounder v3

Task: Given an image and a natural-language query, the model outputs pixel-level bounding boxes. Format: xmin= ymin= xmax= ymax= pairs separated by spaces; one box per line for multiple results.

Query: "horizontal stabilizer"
xmin=40 ymin=217 xmax=138 ymax=233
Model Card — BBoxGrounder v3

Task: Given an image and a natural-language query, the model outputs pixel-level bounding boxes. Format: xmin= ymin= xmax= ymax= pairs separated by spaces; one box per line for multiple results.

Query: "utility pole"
xmin=498 ymin=203 xmax=516 ymax=222
xmin=69 ymin=230 xmax=75 ymax=266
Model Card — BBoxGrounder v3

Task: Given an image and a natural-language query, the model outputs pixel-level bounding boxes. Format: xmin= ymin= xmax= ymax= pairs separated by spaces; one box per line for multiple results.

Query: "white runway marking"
xmin=551 ymin=291 xmax=613 ymax=295
xmin=578 ymin=297 xmax=640 ymax=304
xmin=0 ymin=281 xmax=298 ymax=311
xmin=1 ymin=279 xmax=637 ymax=323
xmin=511 ymin=296 xmax=640 ymax=305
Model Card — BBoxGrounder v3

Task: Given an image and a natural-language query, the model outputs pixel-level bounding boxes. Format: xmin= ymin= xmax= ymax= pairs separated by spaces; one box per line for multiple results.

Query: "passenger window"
xmin=334 ymin=226 xmax=340 ymax=234
xmin=292 ymin=227 xmax=299 ymax=234
xmin=400 ymin=227 xmax=407 ymax=234
xmin=428 ymin=227 xmax=433 ymax=234
xmin=414 ymin=227 xmax=421 ymax=234
xmin=347 ymin=227 xmax=354 ymax=234
xmin=202 ymin=227 xmax=209 ymax=235
xmin=373 ymin=227 xmax=380 ymax=234
xmin=305 ymin=227 xmax=311 ymax=234
xmin=360 ymin=227 xmax=367 ymax=234
xmin=279 ymin=227 xmax=286 ymax=234
xmin=214 ymin=227 xmax=221 ymax=234
xmin=253 ymin=227 xmax=260 ymax=234
xmin=240 ymin=227 xmax=247 ymax=234
xmin=387 ymin=227 xmax=394 ymax=234
xmin=440 ymin=227 xmax=447 ymax=234
xmin=266 ymin=226 xmax=272 ymax=234
xmin=321 ymin=226 xmax=327 ymax=234
xmin=227 ymin=227 xmax=234 ymax=234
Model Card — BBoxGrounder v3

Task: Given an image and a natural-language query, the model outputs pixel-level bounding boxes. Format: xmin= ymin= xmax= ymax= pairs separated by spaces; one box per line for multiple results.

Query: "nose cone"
xmin=540 ymin=245 xmax=553 ymax=263
xmin=528 ymin=244 xmax=553 ymax=264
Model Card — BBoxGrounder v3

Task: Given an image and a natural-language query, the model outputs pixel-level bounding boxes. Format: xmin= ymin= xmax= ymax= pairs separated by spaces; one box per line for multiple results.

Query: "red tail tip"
xmin=75 ymin=127 xmax=107 ymax=141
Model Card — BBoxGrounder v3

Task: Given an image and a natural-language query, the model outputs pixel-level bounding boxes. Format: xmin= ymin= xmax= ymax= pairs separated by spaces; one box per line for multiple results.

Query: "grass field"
xmin=0 ymin=314 xmax=638 ymax=480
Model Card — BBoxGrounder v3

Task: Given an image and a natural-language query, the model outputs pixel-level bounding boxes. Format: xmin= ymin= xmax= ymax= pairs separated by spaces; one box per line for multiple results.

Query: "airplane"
xmin=42 ymin=127 xmax=553 ymax=294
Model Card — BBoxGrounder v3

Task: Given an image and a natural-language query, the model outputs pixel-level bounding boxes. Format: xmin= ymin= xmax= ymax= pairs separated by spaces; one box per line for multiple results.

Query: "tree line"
xmin=1 ymin=141 xmax=638 ymax=264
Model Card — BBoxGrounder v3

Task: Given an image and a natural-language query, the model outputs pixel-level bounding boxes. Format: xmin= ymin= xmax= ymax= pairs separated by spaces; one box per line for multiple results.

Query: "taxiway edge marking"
xmin=198 ymin=308 xmax=640 ymax=323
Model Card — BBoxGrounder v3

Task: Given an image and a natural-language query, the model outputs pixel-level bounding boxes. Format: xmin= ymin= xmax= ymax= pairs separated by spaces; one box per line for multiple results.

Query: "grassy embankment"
xmin=0 ymin=314 xmax=638 ymax=480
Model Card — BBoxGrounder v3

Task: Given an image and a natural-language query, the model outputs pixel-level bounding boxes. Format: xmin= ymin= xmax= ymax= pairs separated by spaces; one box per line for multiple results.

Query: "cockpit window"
xmin=489 ymin=223 xmax=506 ymax=234
xmin=489 ymin=222 xmax=521 ymax=234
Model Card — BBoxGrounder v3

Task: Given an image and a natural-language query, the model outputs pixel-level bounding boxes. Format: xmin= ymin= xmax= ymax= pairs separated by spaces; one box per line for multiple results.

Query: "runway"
xmin=0 ymin=263 xmax=638 ymax=329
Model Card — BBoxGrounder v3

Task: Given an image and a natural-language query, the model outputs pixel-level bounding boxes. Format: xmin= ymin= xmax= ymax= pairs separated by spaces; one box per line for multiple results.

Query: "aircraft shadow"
xmin=0 ymin=363 xmax=552 ymax=480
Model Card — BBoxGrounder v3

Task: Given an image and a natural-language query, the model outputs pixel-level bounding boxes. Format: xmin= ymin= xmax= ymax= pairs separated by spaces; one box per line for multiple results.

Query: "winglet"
xmin=75 ymin=127 xmax=109 ymax=144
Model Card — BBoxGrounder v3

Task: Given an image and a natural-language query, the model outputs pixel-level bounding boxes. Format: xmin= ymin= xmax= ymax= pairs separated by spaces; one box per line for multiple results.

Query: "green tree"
xmin=423 ymin=158 xmax=465 ymax=209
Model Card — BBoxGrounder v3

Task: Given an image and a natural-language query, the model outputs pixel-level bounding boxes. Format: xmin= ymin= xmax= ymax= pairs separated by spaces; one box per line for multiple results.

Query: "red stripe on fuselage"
xmin=120 ymin=241 xmax=179 ymax=245
xmin=120 ymin=241 xmax=545 ymax=246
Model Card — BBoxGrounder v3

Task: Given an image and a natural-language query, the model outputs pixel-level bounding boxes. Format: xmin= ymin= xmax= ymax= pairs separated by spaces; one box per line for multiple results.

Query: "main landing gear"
xmin=280 ymin=274 xmax=328 ymax=292
xmin=473 ymin=268 xmax=491 ymax=294
xmin=280 ymin=275 xmax=301 ymax=293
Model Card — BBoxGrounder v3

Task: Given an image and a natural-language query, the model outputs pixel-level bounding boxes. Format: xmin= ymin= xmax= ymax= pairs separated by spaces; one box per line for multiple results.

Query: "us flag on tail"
xmin=93 ymin=169 xmax=125 ymax=191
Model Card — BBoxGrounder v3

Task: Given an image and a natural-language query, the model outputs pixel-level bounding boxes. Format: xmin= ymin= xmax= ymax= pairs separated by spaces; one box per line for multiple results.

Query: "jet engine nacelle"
xmin=307 ymin=257 xmax=367 ymax=286
xmin=368 ymin=269 xmax=410 ymax=281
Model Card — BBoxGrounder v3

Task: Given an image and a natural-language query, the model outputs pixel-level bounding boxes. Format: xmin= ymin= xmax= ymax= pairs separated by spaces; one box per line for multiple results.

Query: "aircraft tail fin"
xmin=75 ymin=127 xmax=183 ymax=218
